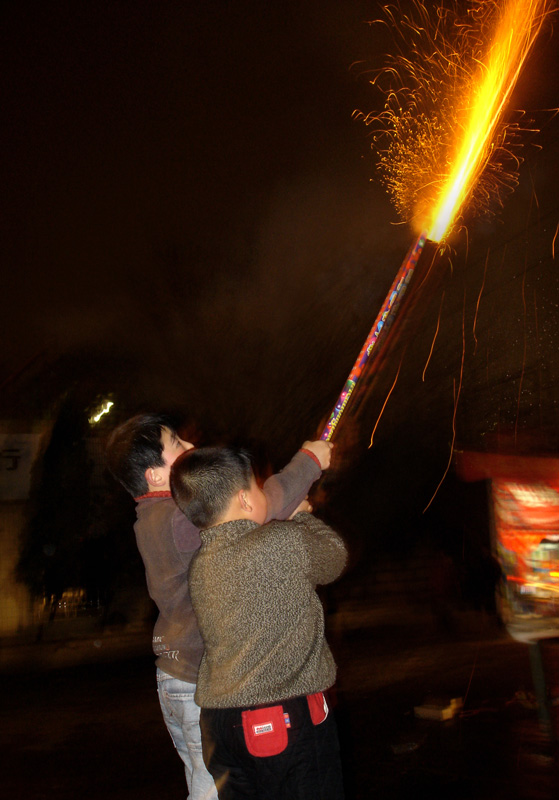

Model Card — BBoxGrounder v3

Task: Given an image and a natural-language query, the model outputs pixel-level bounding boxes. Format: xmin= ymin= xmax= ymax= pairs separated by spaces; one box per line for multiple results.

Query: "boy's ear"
xmin=239 ymin=489 xmax=252 ymax=513
xmin=145 ymin=466 xmax=165 ymax=489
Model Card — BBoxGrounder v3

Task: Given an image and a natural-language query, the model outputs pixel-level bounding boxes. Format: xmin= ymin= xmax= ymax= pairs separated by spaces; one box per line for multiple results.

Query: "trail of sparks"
xmin=422 ymin=290 xmax=445 ymax=382
xmin=368 ymin=357 xmax=404 ymax=448
xmin=428 ymin=0 xmax=548 ymax=240
xmin=472 ymin=249 xmax=490 ymax=352
xmin=552 ymin=221 xmax=559 ymax=258
xmin=534 ymin=287 xmax=543 ymax=427
xmin=515 ymin=239 xmax=530 ymax=445
xmin=356 ymin=0 xmax=552 ymax=242
xmin=424 ymin=286 xmax=466 ymax=512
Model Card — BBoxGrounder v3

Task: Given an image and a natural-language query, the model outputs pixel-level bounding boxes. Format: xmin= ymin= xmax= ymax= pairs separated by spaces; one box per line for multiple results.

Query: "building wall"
xmin=0 ymin=423 xmax=49 ymax=635
xmin=0 ymin=502 xmax=34 ymax=635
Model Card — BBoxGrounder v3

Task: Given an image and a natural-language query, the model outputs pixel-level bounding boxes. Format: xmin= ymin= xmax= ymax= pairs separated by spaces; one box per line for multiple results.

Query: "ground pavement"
xmin=2 ymin=604 xmax=559 ymax=799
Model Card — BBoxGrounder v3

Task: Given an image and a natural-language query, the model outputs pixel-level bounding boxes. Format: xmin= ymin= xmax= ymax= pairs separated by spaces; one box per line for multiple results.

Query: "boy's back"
xmin=191 ymin=512 xmax=347 ymax=709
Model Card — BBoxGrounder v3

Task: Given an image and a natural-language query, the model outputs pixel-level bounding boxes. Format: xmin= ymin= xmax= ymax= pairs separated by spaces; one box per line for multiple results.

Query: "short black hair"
xmin=170 ymin=446 xmax=253 ymax=529
xmin=106 ymin=412 xmax=182 ymax=497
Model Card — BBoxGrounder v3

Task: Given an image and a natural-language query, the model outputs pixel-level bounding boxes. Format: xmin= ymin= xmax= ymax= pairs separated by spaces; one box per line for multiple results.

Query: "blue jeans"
xmin=156 ymin=669 xmax=218 ymax=800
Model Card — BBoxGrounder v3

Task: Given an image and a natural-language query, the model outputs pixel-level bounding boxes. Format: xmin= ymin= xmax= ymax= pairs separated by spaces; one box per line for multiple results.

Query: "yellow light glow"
xmin=89 ymin=400 xmax=114 ymax=425
xmin=427 ymin=0 xmax=548 ymax=241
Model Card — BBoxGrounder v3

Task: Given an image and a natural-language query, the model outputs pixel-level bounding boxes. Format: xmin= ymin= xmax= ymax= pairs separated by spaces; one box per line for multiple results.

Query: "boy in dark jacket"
xmin=106 ymin=414 xmax=333 ymax=800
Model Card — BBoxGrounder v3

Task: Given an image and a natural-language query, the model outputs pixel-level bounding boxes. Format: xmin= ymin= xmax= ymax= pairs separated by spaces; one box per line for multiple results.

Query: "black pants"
xmin=200 ymin=696 xmax=345 ymax=800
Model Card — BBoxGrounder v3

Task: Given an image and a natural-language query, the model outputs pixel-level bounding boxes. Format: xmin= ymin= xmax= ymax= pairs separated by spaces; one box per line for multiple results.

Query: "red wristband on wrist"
xmin=300 ymin=448 xmax=322 ymax=468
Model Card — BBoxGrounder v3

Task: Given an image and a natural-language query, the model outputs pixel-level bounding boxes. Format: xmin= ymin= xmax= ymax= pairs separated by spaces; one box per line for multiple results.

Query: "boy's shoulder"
xmin=200 ymin=517 xmax=298 ymax=548
xmin=135 ymin=495 xmax=201 ymax=550
xmin=252 ymin=517 xmax=304 ymax=549
xmin=135 ymin=493 xmax=175 ymax=517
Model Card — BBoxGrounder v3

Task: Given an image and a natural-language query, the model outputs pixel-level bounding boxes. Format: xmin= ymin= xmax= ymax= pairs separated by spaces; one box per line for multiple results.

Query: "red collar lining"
xmin=134 ymin=490 xmax=172 ymax=501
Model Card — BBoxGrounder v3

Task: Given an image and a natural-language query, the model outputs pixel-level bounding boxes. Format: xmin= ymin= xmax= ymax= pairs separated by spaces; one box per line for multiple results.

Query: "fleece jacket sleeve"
xmin=263 ymin=450 xmax=322 ymax=522
xmin=290 ymin=511 xmax=348 ymax=585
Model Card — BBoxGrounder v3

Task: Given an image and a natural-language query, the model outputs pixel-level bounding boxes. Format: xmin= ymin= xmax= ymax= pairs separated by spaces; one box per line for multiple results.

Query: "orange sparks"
xmin=473 ymin=249 xmax=490 ymax=351
xmin=552 ymin=221 xmax=559 ymax=258
xmin=422 ymin=290 xmax=445 ymax=381
xmin=357 ymin=0 xmax=553 ymax=242
xmin=424 ymin=287 xmax=466 ymax=512
xmin=368 ymin=357 xmax=404 ymax=448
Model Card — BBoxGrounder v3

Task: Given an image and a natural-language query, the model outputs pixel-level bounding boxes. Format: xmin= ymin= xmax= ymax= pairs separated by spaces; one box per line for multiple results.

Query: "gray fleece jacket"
xmin=190 ymin=511 xmax=347 ymax=708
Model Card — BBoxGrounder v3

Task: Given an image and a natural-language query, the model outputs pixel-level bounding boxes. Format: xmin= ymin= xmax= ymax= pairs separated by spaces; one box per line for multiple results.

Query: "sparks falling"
xmin=356 ymin=0 xmax=552 ymax=242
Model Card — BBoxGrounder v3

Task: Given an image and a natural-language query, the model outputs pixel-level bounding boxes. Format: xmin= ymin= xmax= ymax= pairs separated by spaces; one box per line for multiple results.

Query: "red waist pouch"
xmin=241 ymin=705 xmax=288 ymax=757
xmin=307 ymin=691 xmax=329 ymax=725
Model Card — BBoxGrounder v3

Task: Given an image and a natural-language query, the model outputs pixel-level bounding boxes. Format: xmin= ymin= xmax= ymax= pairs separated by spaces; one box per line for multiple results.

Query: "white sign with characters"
xmin=0 ymin=434 xmax=43 ymax=501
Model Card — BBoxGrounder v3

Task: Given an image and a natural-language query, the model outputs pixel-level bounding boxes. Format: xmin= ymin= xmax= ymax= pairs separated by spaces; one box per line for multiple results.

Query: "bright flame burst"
xmin=355 ymin=0 xmax=552 ymax=242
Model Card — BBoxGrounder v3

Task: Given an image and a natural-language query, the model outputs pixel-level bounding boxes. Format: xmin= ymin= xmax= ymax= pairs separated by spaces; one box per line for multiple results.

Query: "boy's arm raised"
xmin=263 ymin=440 xmax=334 ymax=522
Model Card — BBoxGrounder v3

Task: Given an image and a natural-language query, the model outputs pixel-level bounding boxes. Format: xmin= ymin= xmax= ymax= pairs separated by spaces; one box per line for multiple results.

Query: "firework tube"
xmin=320 ymin=231 xmax=428 ymax=441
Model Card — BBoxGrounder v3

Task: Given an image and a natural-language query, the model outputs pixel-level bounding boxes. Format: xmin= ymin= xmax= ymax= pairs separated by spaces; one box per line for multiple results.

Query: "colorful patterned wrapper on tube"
xmin=320 ymin=232 xmax=428 ymax=441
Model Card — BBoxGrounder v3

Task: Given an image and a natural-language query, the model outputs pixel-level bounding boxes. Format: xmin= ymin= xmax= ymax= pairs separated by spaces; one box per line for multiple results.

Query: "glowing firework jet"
xmin=362 ymin=0 xmax=553 ymax=241
xmin=320 ymin=0 xmax=552 ymax=441
xmin=427 ymin=0 xmax=550 ymax=241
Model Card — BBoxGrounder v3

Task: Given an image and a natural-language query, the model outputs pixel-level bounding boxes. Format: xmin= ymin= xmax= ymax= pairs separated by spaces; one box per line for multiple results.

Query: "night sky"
xmin=3 ymin=1 xmax=559 ymax=532
xmin=3 ymin=2 xmax=391 ymax=378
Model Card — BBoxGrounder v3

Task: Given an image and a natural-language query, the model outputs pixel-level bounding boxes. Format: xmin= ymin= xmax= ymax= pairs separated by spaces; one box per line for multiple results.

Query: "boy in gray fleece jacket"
xmin=170 ymin=445 xmax=347 ymax=800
